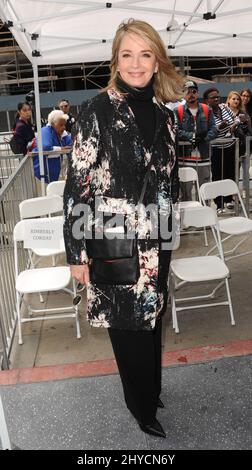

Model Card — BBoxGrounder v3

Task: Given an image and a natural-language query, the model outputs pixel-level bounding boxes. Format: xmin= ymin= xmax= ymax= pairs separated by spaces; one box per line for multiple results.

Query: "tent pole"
xmin=32 ymin=61 xmax=45 ymax=196
xmin=0 ymin=394 xmax=11 ymax=450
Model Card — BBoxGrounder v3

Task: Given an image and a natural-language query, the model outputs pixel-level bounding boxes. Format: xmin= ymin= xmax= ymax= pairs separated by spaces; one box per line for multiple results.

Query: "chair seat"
xmin=32 ymin=238 xmax=65 ymax=257
xmin=180 ymin=201 xmax=202 ymax=209
xmin=16 ymin=266 xmax=71 ymax=293
xmin=171 ymin=256 xmax=229 ymax=282
xmin=218 ymin=217 xmax=252 ymax=235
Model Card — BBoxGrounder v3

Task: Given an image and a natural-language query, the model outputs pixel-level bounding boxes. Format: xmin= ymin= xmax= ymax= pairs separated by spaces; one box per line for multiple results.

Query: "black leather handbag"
xmin=87 ymin=161 xmax=153 ymax=285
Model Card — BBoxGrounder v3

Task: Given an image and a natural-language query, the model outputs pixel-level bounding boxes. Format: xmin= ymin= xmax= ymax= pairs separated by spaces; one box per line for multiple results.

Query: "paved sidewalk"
xmin=9 ymin=233 xmax=252 ymax=370
xmin=1 ymin=354 xmax=251 ymax=450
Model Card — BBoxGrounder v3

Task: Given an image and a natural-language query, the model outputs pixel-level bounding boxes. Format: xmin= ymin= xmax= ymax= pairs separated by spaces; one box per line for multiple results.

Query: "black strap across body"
xmin=86 ymin=160 xmax=153 ymax=285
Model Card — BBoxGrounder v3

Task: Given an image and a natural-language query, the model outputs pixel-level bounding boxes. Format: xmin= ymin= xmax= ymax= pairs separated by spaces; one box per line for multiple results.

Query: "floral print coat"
xmin=63 ymin=88 xmax=179 ymax=331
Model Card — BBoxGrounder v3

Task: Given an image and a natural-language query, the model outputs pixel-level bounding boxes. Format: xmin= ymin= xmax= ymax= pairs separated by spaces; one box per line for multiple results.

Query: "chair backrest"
xmin=14 ymin=216 xmax=64 ymax=242
xmin=181 ymin=206 xmax=217 ymax=229
xmin=200 ymin=179 xmax=248 ymax=217
xmin=13 ymin=217 xmax=64 ymax=275
xmin=180 ymin=206 xmax=224 ymax=259
xmin=200 ymin=179 xmax=239 ymax=201
xmin=46 ymin=180 xmax=65 ymax=197
xmin=249 ymin=166 xmax=252 ymax=178
xmin=19 ymin=195 xmax=63 ymax=219
xmin=179 ymin=167 xmax=198 ymax=183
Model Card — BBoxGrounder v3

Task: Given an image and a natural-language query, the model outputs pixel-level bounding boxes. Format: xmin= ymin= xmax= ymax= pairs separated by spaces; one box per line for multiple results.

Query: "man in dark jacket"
xmin=58 ymin=99 xmax=76 ymax=134
xmin=175 ymin=80 xmax=218 ymax=200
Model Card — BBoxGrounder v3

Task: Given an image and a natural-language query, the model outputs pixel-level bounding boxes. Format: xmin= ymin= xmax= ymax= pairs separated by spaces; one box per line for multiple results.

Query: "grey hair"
xmin=48 ymin=109 xmax=68 ymax=125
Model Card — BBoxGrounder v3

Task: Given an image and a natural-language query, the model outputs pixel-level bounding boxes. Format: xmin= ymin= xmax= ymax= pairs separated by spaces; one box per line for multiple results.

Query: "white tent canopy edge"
xmin=1 ymin=0 xmax=252 ymax=194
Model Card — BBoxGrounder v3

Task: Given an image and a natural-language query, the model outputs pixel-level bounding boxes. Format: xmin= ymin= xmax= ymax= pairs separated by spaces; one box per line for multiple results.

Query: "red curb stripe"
xmin=162 ymin=339 xmax=252 ymax=367
xmin=0 ymin=339 xmax=252 ymax=386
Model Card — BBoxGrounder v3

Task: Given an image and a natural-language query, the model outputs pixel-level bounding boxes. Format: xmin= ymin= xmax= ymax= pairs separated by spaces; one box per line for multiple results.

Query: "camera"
xmin=25 ymin=90 xmax=35 ymax=105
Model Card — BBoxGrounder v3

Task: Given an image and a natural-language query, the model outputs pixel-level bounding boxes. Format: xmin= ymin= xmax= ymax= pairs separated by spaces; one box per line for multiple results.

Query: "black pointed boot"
xmin=138 ymin=418 xmax=166 ymax=438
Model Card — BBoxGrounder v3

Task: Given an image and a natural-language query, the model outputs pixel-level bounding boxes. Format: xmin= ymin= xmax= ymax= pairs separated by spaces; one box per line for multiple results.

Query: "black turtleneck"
xmin=116 ymin=76 xmax=156 ymax=150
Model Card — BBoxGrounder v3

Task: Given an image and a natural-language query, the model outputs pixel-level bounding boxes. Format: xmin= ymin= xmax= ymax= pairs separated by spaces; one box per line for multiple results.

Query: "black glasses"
xmin=241 ymin=94 xmax=250 ymax=98
xmin=186 ymin=89 xmax=198 ymax=94
xmin=208 ymin=95 xmax=220 ymax=100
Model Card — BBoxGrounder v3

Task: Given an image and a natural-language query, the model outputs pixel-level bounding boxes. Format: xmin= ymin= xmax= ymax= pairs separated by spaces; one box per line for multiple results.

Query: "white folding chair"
xmin=200 ymin=179 xmax=252 ymax=260
xmin=19 ymin=195 xmax=64 ymax=266
xmin=14 ymin=218 xmax=81 ymax=345
xmin=179 ymin=167 xmax=208 ymax=246
xmin=169 ymin=206 xmax=235 ymax=333
xmin=46 ymin=180 xmax=65 ymax=197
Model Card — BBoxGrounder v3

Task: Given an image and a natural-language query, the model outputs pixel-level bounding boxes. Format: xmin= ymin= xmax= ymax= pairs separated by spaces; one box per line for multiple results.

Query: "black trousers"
xmin=211 ymin=144 xmax=235 ymax=209
xmin=108 ymin=317 xmax=162 ymax=425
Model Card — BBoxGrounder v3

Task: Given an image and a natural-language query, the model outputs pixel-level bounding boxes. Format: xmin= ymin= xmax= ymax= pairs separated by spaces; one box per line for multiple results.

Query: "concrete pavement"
xmin=0 ymin=354 xmax=251 ymax=450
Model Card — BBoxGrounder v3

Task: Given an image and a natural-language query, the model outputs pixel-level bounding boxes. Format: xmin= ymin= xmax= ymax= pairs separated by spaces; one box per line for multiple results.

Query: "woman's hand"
xmin=218 ymin=120 xmax=229 ymax=130
xmin=70 ymin=264 xmax=90 ymax=285
xmin=230 ymin=123 xmax=238 ymax=134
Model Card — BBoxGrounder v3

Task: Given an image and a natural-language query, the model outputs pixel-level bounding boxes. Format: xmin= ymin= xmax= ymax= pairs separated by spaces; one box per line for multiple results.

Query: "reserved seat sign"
xmin=24 ymin=218 xmax=63 ymax=249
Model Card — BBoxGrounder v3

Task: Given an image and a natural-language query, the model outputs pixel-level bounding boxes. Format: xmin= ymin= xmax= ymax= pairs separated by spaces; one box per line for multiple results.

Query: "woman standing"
xmin=64 ymin=19 xmax=183 ymax=438
xmin=203 ymin=87 xmax=237 ymax=212
xmin=240 ymin=88 xmax=252 ymax=119
xmin=32 ymin=110 xmax=72 ymax=183
xmin=226 ymin=90 xmax=252 ymax=131
xmin=226 ymin=91 xmax=252 ymax=198
xmin=12 ymin=102 xmax=35 ymax=155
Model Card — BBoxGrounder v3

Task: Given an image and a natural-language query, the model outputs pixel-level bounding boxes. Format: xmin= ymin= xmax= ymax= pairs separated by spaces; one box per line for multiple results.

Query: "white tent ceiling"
xmin=1 ymin=0 xmax=252 ymax=64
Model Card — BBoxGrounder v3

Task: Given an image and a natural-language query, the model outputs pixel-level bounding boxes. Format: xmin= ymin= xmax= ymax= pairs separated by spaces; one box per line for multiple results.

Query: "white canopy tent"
xmin=1 ymin=0 xmax=252 ymax=193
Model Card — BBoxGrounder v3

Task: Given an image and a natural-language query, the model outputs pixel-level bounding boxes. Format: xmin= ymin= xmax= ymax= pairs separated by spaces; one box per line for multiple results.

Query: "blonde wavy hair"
xmin=105 ymin=19 xmax=184 ymax=103
xmin=226 ymin=91 xmax=245 ymax=112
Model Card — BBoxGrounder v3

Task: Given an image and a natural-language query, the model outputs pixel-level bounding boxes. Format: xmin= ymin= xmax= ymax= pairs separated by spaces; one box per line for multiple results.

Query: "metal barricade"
xmin=28 ymin=149 xmax=71 ymax=186
xmin=0 ymin=152 xmax=24 ymax=188
xmin=0 ymin=156 xmax=37 ymax=370
xmin=0 ymin=137 xmax=24 ymax=188
xmin=178 ymin=140 xmax=211 ymax=201
xmin=179 ymin=138 xmax=241 ymax=214
xmin=0 ymin=132 xmax=13 ymax=145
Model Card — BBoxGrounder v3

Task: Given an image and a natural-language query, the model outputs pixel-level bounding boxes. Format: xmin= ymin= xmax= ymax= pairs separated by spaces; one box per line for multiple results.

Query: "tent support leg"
xmin=32 ymin=60 xmax=45 ymax=196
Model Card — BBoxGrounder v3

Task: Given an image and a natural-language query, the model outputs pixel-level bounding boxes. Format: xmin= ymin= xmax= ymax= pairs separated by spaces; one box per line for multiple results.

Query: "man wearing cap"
xmin=175 ymin=80 xmax=218 ymax=200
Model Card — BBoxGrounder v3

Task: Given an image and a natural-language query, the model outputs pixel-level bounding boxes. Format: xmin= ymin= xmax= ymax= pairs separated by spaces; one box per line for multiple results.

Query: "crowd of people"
xmin=11 ymin=98 xmax=75 ymax=183
xmin=175 ymin=82 xmax=252 ymax=210
xmin=10 ymin=80 xmax=252 ymax=207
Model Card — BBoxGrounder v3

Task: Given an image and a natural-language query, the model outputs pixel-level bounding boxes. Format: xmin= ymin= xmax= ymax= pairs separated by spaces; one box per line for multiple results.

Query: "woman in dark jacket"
xmin=226 ymin=90 xmax=252 ymax=198
xmin=63 ymin=19 xmax=183 ymax=438
xmin=240 ymin=88 xmax=252 ymax=120
xmin=12 ymin=102 xmax=35 ymax=155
